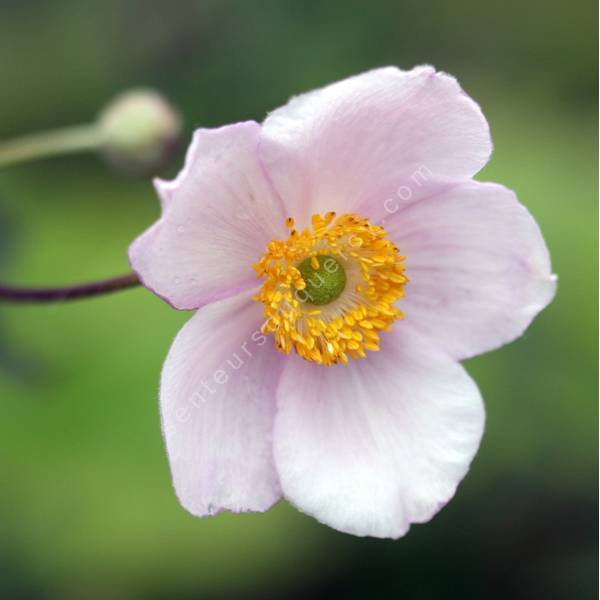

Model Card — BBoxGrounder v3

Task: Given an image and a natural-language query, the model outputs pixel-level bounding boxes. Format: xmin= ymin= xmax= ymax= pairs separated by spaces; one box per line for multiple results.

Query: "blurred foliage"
xmin=0 ymin=0 xmax=597 ymax=598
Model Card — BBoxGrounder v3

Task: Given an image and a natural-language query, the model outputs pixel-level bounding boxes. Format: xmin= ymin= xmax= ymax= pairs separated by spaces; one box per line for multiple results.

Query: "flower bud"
xmin=98 ymin=89 xmax=182 ymax=175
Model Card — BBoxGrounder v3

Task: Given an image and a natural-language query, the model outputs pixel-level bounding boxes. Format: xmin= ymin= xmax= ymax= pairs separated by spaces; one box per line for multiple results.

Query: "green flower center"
xmin=296 ymin=254 xmax=347 ymax=306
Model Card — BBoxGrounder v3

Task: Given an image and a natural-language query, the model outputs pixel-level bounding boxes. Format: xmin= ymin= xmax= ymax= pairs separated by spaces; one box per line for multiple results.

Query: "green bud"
xmin=98 ymin=89 xmax=182 ymax=174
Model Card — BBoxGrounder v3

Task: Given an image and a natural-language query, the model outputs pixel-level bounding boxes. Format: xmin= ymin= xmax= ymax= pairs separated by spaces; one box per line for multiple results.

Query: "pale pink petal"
xmin=161 ymin=288 xmax=282 ymax=516
xmin=259 ymin=65 xmax=491 ymax=227
xmin=273 ymin=325 xmax=485 ymax=539
xmin=387 ymin=181 xmax=557 ymax=360
xmin=129 ymin=122 xmax=286 ymax=310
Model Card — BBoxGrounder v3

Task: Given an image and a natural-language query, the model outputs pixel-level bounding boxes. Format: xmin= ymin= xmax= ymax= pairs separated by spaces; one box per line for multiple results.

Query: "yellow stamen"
xmin=253 ymin=213 xmax=408 ymax=366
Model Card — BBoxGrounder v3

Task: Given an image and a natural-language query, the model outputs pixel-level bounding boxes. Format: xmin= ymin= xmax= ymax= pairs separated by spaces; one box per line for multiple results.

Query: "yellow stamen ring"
xmin=254 ymin=213 xmax=408 ymax=365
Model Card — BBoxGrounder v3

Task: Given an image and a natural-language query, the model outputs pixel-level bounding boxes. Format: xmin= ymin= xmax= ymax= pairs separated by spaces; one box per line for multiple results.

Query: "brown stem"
xmin=0 ymin=272 xmax=141 ymax=303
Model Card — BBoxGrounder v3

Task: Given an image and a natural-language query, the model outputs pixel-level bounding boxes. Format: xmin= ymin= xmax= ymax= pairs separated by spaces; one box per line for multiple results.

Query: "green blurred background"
xmin=0 ymin=1 xmax=597 ymax=598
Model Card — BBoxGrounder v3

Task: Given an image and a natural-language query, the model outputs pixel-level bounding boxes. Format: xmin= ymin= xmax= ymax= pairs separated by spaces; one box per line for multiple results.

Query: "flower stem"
xmin=0 ymin=272 xmax=141 ymax=303
xmin=0 ymin=124 xmax=105 ymax=168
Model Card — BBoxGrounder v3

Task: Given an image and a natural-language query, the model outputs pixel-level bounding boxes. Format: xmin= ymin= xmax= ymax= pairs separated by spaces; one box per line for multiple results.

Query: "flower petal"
xmin=129 ymin=121 xmax=286 ymax=310
xmin=273 ymin=326 xmax=485 ymax=539
xmin=161 ymin=288 xmax=282 ymax=516
xmin=259 ymin=65 xmax=491 ymax=226
xmin=387 ymin=181 xmax=557 ymax=360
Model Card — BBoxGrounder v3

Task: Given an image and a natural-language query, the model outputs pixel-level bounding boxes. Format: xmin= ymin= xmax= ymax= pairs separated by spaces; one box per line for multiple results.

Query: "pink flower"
xmin=129 ymin=66 xmax=556 ymax=538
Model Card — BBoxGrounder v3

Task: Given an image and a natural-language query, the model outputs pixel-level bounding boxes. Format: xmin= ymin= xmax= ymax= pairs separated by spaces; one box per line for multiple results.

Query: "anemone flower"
xmin=129 ymin=66 xmax=556 ymax=538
